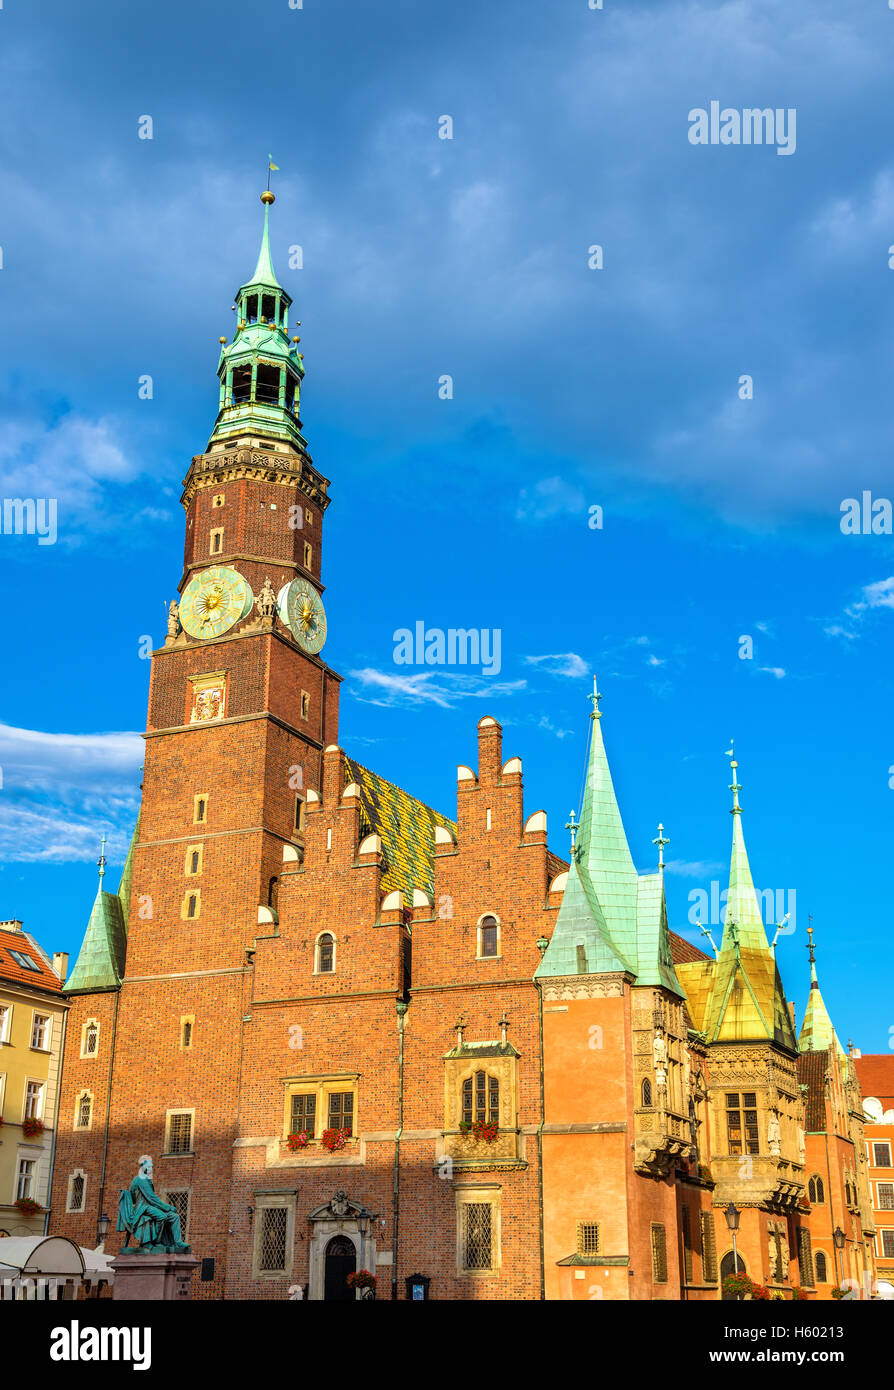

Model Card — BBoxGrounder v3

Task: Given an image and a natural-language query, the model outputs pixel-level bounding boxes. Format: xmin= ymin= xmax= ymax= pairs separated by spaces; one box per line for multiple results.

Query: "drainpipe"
xmin=44 ymin=1006 xmax=68 ymax=1236
xmin=823 ymin=1131 xmax=841 ymax=1287
xmin=392 ymin=1000 xmax=408 ymax=1302
xmin=536 ymin=978 xmax=546 ymax=1301
xmin=96 ymin=988 xmax=121 ymax=1243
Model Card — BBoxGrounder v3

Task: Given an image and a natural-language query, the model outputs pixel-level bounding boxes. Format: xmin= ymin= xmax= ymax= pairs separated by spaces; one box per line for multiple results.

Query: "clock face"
xmin=179 ymin=566 xmax=252 ymax=640
xmin=285 ymin=577 xmax=327 ymax=654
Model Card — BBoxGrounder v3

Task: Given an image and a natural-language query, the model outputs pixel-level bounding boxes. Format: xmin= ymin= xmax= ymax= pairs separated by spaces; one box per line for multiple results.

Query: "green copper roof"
xmin=703 ymin=760 xmax=797 ymax=1049
xmin=536 ymin=685 xmax=683 ymax=995
xmin=246 ymin=201 xmax=281 ymax=289
xmin=65 ymin=829 xmax=135 ymax=994
xmin=798 ymin=953 xmax=845 ymax=1055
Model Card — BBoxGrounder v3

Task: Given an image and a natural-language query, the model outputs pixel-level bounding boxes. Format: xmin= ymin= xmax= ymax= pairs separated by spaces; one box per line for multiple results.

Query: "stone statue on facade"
xmin=652 ymin=1032 xmax=668 ymax=1068
xmin=767 ymin=1112 xmax=781 ymax=1156
xmin=796 ymin=1124 xmax=806 ymax=1164
xmin=117 ymin=1156 xmax=190 ymax=1254
xmin=256 ymin=577 xmax=278 ymax=623
xmin=165 ymin=600 xmax=180 ymax=645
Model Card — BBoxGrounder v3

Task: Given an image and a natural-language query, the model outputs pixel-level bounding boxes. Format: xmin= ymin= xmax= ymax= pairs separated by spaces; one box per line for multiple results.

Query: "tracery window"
xmin=808 ymin=1174 xmax=825 ymax=1204
xmin=462 ymin=1071 xmax=499 ymax=1127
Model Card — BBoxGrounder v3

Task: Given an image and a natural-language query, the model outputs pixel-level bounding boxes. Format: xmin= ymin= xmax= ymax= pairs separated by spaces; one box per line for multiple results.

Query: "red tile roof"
xmin=0 ymin=928 xmax=64 ymax=994
xmin=669 ymin=931 xmax=712 ymax=965
xmin=854 ymin=1055 xmax=894 ymax=1107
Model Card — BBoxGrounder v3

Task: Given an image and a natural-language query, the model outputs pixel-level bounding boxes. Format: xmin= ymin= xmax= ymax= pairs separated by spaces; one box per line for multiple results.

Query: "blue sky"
xmin=1 ymin=0 xmax=892 ymax=1050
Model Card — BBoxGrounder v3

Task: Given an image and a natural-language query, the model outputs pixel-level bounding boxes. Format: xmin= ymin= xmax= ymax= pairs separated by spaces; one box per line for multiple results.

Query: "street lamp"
xmin=96 ymin=1212 xmax=111 ymax=1247
xmin=725 ymin=1202 xmax=743 ymax=1278
xmin=833 ymin=1225 xmax=846 ymax=1287
xmin=357 ymin=1207 xmax=370 ymax=1271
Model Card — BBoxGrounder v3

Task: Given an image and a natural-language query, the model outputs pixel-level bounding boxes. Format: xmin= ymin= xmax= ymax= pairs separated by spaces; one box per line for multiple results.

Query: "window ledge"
xmin=162 ymin=1151 xmax=195 ymax=1159
xmin=29 ymin=1046 xmax=53 ymax=1054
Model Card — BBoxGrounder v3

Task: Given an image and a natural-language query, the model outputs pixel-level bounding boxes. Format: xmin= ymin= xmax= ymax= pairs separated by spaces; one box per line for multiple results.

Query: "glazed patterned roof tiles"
xmin=345 ymin=757 xmax=456 ymax=902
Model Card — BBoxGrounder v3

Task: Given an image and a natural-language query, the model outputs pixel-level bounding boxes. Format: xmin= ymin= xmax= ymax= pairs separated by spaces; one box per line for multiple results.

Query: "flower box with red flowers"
xmin=346 ymin=1269 xmax=376 ymax=1291
xmin=15 ymin=1197 xmax=43 ymax=1216
xmin=471 ymin=1120 xmax=499 ymax=1143
xmin=287 ymin=1131 xmax=309 ymax=1151
xmin=21 ymin=1118 xmax=44 ymax=1140
xmin=321 ymin=1127 xmax=349 ymax=1153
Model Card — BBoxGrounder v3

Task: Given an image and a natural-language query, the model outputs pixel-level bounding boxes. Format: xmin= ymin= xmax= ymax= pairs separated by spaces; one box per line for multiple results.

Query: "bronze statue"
xmin=117 ymin=1156 xmax=190 ymax=1254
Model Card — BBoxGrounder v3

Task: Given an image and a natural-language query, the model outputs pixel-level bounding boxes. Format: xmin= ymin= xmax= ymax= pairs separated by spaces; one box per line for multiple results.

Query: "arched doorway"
xmin=720 ymin=1250 xmax=747 ymax=1300
xmin=324 ymin=1235 xmax=357 ymax=1301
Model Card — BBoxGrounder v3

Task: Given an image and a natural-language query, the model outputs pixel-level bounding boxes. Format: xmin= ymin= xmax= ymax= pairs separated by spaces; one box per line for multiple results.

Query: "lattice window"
xmin=577 ymin=1222 xmax=599 ymax=1256
xmin=650 ymin=1223 xmax=668 ymax=1283
xmin=681 ymin=1205 xmax=693 ymax=1283
xmin=290 ymin=1092 xmax=316 ymax=1138
xmin=815 ymin=1250 xmax=828 ymax=1283
xmin=462 ymin=1072 xmax=499 ymax=1126
xmin=479 ymin=917 xmax=498 ymax=957
xmin=726 ymin=1092 xmax=759 ymax=1156
xmin=259 ymin=1207 xmax=288 ymax=1273
xmin=84 ymin=1023 xmax=98 ymax=1056
xmin=808 ymin=1174 xmax=825 ymax=1204
xmin=68 ymin=1172 xmax=85 ymax=1212
xmin=641 ymin=1078 xmax=653 ymax=1107
xmin=165 ymin=1190 xmax=190 ymax=1239
xmin=700 ymin=1211 xmax=717 ymax=1283
xmin=168 ymin=1112 xmax=193 ymax=1154
xmin=317 ymin=933 xmax=334 ymax=973
xmin=76 ymin=1092 xmax=92 ymax=1128
xmin=878 ymin=1182 xmax=894 ymax=1210
xmin=328 ymin=1091 xmax=353 ymax=1136
xmin=798 ymin=1228 xmax=814 ymax=1288
xmin=460 ymin=1202 xmax=493 ymax=1272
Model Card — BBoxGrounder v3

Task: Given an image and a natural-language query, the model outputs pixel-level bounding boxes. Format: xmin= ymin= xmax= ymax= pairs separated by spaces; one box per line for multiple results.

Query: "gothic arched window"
xmin=316 ymin=933 xmax=335 ymax=974
xmin=808 ymin=1175 xmax=825 ymax=1204
xmin=815 ymin=1251 xmax=828 ymax=1283
xmin=462 ymin=1071 xmax=499 ymax=1126
xmin=642 ymin=1078 xmax=653 ymax=1107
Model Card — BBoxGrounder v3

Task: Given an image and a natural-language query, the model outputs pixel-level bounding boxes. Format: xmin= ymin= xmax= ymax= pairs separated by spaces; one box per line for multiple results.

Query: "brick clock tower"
xmin=51 ymin=193 xmax=341 ymax=1291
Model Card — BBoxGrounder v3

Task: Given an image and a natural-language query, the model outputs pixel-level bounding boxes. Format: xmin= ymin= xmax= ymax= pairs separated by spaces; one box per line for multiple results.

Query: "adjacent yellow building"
xmin=0 ymin=920 xmax=68 ymax=1238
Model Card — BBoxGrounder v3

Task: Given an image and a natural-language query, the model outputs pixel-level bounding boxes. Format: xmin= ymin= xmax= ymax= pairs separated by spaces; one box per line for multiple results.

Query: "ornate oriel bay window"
xmin=441 ymin=1025 xmax=522 ymax=1170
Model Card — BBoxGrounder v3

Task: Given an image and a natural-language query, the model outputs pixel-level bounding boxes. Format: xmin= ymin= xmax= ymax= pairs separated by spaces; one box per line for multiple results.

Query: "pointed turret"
xmin=65 ymin=834 xmax=130 ymax=994
xmin=704 ymin=750 xmax=797 ymax=1048
xmin=536 ymin=680 xmax=682 ymax=994
xmin=208 ymin=187 xmax=307 ymax=451
xmin=798 ymin=924 xmax=845 ymax=1054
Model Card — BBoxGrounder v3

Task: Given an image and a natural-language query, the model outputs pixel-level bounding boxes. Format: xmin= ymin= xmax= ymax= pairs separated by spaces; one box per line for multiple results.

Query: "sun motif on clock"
xmin=285 ymin=577 xmax=327 ymax=654
xmin=179 ymin=566 xmax=252 ymax=640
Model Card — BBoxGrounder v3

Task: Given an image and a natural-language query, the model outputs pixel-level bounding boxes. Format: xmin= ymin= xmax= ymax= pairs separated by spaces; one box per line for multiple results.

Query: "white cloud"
xmin=860 ymin=576 xmax=894 ymax=610
xmin=349 ymin=668 xmax=526 ymax=710
xmin=759 ymin=667 xmax=786 ymax=679
xmin=524 ymin=652 xmax=589 ymax=678
xmin=0 ymin=724 xmax=142 ymax=863
xmin=647 ymin=654 xmax=665 ymax=667
xmin=515 ymin=476 xmax=585 ymax=523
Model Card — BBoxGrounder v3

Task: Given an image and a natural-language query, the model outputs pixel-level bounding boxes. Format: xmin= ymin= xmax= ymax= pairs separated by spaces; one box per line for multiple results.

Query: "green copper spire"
xmin=536 ymin=679 xmax=683 ymax=995
xmin=798 ymin=924 xmax=845 ymax=1054
xmin=704 ymin=748 xmax=797 ymax=1048
xmin=208 ymin=187 xmax=307 ymax=451
xmin=65 ymin=834 xmax=131 ymax=994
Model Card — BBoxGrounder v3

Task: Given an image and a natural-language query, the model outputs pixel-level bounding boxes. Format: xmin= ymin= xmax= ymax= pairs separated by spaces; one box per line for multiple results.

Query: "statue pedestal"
xmin=110 ymin=1251 xmax=200 ymax=1301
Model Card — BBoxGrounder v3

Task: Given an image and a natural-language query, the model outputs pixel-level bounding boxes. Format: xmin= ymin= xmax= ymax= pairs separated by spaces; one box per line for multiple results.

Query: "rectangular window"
xmin=295 ymin=796 xmax=306 ymax=833
xmin=30 ymin=1014 xmax=50 ymax=1049
xmin=70 ymin=1172 xmax=85 ymax=1212
xmin=878 ymin=1182 xmax=894 ymax=1210
xmin=17 ymin=1159 xmax=35 ymax=1201
xmin=181 ymin=1018 xmax=194 ymax=1050
xmin=212 ymin=494 xmax=225 ymax=508
xmin=873 ymin=1142 xmax=893 ymax=1168
xmin=480 ymin=922 xmax=498 ymax=957
xmin=577 ymin=1222 xmax=599 ymax=1256
xmin=681 ymin=1205 xmax=693 ymax=1283
xmin=300 ymin=691 xmax=310 ymax=720
xmin=0 ymin=1004 xmax=9 ymax=1041
xmin=165 ymin=1190 xmax=190 ymax=1239
xmin=290 ymin=1092 xmax=316 ymax=1138
xmin=328 ymin=1091 xmax=354 ymax=1136
xmin=210 ymin=528 xmax=223 ymax=555
xmin=259 ymin=1207 xmax=288 ymax=1273
xmin=185 ymin=845 xmax=202 ymax=876
xmin=182 ymin=892 xmax=200 ymax=921
xmin=167 ymin=1112 xmax=193 ymax=1155
xmin=303 ymin=542 xmax=312 ymax=569
xmin=798 ymin=1228 xmax=815 ymax=1288
xmin=726 ymin=1092 xmax=759 ymax=1156
xmin=305 ymin=508 xmax=313 ymax=526
xmin=651 ymin=1223 xmax=668 ymax=1283
xmin=9 ymin=949 xmax=40 ymax=972
xmin=880 ymin=1230 xmax=894 ymax=1259
xmin=25 ymin=1080 xmax=44 ymax=1119
xmin=194 ymin=795 xmax=208 ymax=824
xmin=700 ymin=1211 xmax=717 ymax=1283
xmin=460 ymin=1202 xmax=493 ymax=1272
